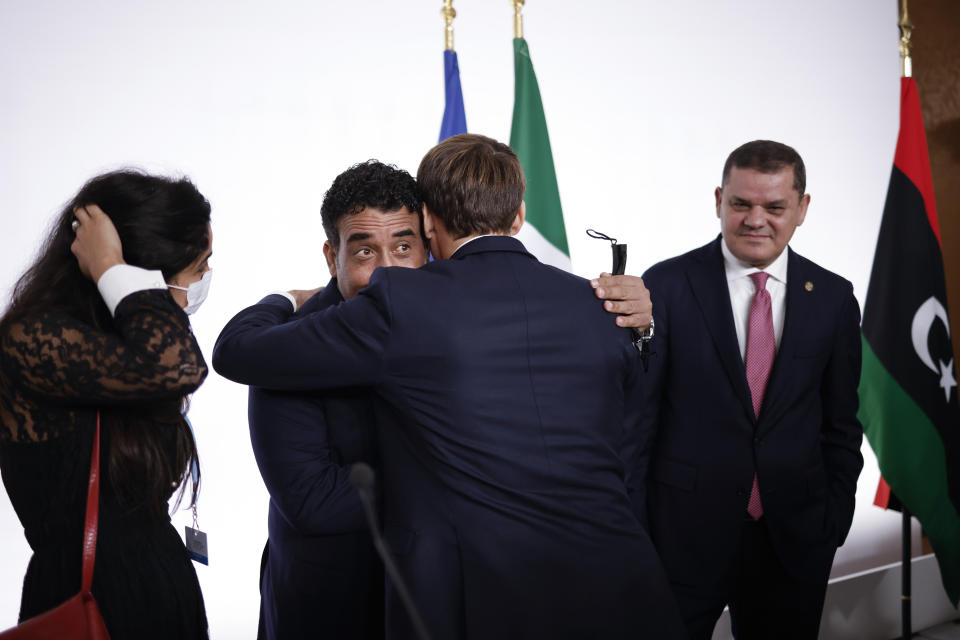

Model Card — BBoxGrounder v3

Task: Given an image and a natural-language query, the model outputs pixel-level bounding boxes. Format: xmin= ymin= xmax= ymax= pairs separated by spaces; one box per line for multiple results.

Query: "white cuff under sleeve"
xmin=97 ymin=264 xmax=168 ymax=316
xmin=270 ymin=291 xmax=298 ymax=313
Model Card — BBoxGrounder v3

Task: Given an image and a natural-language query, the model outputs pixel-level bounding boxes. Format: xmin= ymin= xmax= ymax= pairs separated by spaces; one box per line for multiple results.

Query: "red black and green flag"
xmin=860 ymin=76 xmax=960 ymax=605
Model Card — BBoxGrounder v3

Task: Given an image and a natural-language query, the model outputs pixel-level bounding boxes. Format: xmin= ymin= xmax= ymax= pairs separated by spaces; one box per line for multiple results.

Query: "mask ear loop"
xmin=168 ymin=268 xmax=213 ymax=292
xmin=585 ymin=228 xmax=617 ymax=244
xmin=586 ymin=229 xmax=627 ymax=276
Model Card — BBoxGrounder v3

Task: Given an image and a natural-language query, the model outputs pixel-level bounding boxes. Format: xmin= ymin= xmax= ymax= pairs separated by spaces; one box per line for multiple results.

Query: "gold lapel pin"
xmin=805 ymin=281 xmax=814 ymax=292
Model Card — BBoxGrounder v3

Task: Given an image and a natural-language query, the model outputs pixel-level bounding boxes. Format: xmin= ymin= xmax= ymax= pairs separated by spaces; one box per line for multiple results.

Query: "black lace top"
xmin=0 ymin=289 xmax=209 ymax=639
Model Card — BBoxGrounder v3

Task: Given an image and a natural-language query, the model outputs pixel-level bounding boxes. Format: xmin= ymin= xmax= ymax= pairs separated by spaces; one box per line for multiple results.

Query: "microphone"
xmin=349 ymin=463 xmax=433 ymax=640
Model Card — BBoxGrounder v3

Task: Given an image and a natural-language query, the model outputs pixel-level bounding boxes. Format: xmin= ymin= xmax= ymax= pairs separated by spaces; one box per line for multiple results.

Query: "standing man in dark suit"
xmin=638 ymin=140 xmax=864 ymax=639
xmin=214 ymin=133 xmax=685 ymax=639
xmin=250 ymin=161 xmax=425 ymax=640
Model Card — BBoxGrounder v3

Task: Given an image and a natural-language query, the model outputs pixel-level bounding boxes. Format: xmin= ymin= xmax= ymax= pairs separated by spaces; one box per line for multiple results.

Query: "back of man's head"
xmin=722 ymin=140 xmax=806 ymax=197
xmin=320 ymin=160 xmax=422 ymax=246
xmin=417 ymin=133 xmax=526 ymax=239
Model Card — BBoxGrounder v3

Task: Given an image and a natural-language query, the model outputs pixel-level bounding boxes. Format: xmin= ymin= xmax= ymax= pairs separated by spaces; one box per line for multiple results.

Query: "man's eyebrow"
xmin=764 ymin=199 xmax=789 ymax=207
xmin=346 ymin=232 xmax=372 ymax=243
xmin=393 ymin=229 xmax=416 ymax=238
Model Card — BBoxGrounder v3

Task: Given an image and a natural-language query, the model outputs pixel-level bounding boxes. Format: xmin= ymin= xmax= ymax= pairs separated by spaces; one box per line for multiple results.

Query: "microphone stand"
xmin=350 ymin=463 xmax=433 ymax=640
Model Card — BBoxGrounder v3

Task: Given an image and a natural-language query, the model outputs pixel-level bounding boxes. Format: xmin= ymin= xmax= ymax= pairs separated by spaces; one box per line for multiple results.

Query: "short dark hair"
xmin=320 ymin=161 xmax=422 ymax=247
xmin=721 ymin=140 xmax=806 ymax=195
xmin=417 ymin=133 xmax=525 ymax=239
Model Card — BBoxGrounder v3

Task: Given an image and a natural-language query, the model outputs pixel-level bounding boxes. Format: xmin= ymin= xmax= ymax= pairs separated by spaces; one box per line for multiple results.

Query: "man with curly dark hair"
xmin=243 ymin=160 xmax=424 ymax=640
xmin=216 ymin=137 xmax=681 ymax=639
xmin=318 ymin=161 xmax=427 ymax=300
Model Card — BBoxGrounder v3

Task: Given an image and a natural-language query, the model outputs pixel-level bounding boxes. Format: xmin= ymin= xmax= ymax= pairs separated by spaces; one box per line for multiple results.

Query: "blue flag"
xmin=439 ymin=49 xmax=467 ymax=141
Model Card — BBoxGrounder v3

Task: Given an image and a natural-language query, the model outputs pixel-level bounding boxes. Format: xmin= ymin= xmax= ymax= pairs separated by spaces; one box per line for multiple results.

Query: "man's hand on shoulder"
xmin=591 ymin=273 xmax=652 ymax=331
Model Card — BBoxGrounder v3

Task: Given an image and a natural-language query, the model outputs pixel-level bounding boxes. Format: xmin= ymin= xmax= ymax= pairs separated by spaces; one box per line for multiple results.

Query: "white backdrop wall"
xmin=0 ymin=1 xmax=909 ymax=637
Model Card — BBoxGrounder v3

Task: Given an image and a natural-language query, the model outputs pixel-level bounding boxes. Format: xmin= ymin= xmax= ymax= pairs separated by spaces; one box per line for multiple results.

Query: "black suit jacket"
xmin=639 ymin=237 xmax=864 ymax=588
xmin=248 ymin=281 xmax=383 ymax=640
xmin=215 ymin=236 xmax=686 ymax=640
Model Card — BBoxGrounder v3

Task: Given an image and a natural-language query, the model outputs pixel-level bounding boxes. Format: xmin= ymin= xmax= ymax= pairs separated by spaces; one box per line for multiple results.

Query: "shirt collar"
xmin=451 ymin=233 xmax=501 ymax=256
xmin=720 ymin=236 xmax=789 ymax=285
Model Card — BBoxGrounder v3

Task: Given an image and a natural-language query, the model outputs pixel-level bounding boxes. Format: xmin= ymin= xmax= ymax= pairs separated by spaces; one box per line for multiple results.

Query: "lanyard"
xmin=182 ymin=411 xmax=208 ymax=564
xmin=182 ymin=411 xmax=201 ymax=489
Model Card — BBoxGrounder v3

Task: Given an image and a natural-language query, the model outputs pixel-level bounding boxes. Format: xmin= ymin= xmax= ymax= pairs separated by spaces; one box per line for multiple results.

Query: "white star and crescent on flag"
xmin=911 ymin=296 xmax=957 ymax=403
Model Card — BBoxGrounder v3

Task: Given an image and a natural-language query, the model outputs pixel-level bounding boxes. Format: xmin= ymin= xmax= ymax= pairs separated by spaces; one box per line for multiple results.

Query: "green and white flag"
xmin=510 ymin=37 xmax=571 ymax=272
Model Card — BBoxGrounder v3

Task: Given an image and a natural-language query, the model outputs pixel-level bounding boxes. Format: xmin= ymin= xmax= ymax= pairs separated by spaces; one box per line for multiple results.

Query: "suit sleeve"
xmin=821 ymin=286 xmax=865 ymax=546
xmin=625 ymin=269 xmax=668 ymax=531
xmin=248 ymin=386 xmax=366 ymax=534
xmin=213 ymin=275 xmax=393 ymax=391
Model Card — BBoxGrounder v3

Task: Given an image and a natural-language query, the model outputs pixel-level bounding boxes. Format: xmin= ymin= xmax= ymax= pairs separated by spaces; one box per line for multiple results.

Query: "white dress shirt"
xmin=721 ymin=239 xmax=789 ymax=363
xmin=271 ymin=291 xmax=298 ymax=312
xmin=97 ymin=264 xmax=168 ymax=316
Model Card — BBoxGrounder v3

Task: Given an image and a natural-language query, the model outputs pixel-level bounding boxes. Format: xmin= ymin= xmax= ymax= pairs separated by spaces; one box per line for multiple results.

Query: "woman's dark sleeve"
xmin=1 ymin=290 xmax=207 ymax=405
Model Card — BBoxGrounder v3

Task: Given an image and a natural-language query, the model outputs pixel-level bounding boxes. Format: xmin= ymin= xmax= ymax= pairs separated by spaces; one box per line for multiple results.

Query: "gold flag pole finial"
xmin=442 ymin=1 xmax=456 ymax=51
xmin=899 ymin=0 xmax=914 ymax=78
xmin=513 ymin=0 xmax=525 ymax=39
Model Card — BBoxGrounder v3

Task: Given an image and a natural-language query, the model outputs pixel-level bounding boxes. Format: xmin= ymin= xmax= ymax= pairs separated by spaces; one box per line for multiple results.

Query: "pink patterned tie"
xmin=745 ymin=272 xmax=775 ymax=520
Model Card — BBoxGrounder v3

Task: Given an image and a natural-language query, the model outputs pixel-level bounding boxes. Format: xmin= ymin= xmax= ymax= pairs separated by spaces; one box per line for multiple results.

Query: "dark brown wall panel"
xmin=911 ymin=0 xmax=960 ymax=373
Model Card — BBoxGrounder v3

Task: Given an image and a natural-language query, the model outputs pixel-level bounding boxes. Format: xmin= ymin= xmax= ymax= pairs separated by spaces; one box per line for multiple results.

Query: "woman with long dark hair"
xmin=0 ymin=170 xmax=213 ymax=639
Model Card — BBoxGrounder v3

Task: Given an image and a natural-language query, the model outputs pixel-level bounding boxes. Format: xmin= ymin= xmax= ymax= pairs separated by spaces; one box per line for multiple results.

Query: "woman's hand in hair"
xmin=71 ymin=204 xmax=126 ymax=283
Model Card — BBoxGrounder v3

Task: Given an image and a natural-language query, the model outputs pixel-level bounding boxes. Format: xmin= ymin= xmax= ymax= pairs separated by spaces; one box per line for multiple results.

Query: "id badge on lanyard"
xmin=182 ymin=412 xmax=208 ymax=565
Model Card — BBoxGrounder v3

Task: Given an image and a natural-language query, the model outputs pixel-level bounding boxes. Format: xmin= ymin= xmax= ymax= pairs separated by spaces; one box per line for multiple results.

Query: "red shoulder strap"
xmin=81 ymin=412 xmax=101 ymax=595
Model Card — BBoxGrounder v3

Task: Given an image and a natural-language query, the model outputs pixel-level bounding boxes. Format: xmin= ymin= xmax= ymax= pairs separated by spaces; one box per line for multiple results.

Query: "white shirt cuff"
xmin=97 ymin=264 xmax=168 ymax=316
xmin=270 ymin=291 xmax=298 ymax=313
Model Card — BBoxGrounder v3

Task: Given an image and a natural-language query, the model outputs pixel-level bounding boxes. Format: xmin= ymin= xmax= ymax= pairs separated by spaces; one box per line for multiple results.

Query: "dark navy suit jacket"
xmin=215 ymin=236 xmax=685 ymax=640
xmin=638 ymin=237 xmax=864 ymax=590
xmin=248 ymin=281 xmax=383 ymax=640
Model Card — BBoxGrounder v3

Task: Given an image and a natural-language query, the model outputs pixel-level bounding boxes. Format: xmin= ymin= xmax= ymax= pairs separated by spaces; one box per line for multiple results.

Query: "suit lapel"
xmin=686 ymin=238 xmax=755 ymax=423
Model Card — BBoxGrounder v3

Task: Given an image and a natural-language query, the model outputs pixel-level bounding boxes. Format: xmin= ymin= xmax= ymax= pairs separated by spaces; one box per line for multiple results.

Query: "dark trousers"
xmin=673 ymin=518 xmax=830 ymax=640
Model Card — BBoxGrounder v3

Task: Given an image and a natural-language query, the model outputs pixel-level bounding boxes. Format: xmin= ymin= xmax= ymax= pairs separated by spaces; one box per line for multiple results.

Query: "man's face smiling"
xmin=323 ymin=206 xmax=428 ymax=300
xmin=715 ymin=166 xmax=810 ymax=269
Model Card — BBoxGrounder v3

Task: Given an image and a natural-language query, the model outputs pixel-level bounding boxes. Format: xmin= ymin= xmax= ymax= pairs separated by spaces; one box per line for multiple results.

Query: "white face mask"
xmin=168 ymin=270 xmax=212 ymax=315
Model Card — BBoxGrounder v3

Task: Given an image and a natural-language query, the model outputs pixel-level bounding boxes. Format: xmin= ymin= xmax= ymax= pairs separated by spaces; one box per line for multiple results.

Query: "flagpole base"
xmin=903 ymin=507 xmax=912 ymax=639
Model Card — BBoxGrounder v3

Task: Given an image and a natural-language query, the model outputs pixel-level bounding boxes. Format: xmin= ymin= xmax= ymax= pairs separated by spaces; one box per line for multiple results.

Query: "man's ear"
xmin=508 ymin=201 xmax=526 ymax=236
xmin=714 ymin=186 xmax=723 ymax=218
xmin=422 ymin=206 xmax=436 ymax=239
xmin=322 ymin=240 xmax=338 ymax=278
xmin=796 ymin=193 xmax=811 ymax=226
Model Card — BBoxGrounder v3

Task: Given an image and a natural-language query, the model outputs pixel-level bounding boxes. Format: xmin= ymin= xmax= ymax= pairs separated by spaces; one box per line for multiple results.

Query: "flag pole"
xmin=898 ymin=5 xmax=915 ymax=635
xmin=903 ymin=506 xmax=912 ymax=639
xmin=512 ymin=0 xmax=524 ymax=39
xmin=899 ymin=0 xmax=913 ymax=78
xmin=442 ymin=0 xmax=456 ymax=51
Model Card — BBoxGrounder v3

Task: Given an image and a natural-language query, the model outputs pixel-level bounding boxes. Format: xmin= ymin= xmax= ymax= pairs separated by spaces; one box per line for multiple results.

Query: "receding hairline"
xmin=721 ymin=140 xmax=806 ymax=195
xmin=721 ymin=163 xmax=797 ymax=185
